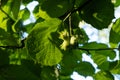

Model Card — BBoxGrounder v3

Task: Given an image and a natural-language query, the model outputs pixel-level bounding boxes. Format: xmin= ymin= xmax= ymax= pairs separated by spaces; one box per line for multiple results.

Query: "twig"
xmin=63 ymin=12 xmax=71 ymax=22
xmin=71 ymin=0 xmax=92 ymax=14
xmin=0 ymin=4 xmax=13 ymax=20
xmin=60 ymin=0 xmax=92 ymax=20
xmin=68 ymin=12 xmax=72 ymax=36
xmin=78 ymin=47 xmax=119 ymax=51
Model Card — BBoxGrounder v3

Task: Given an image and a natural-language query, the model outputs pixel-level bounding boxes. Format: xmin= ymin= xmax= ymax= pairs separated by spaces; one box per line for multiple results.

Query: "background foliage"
xmin=0 ymin=0 xmax=120 ymax=80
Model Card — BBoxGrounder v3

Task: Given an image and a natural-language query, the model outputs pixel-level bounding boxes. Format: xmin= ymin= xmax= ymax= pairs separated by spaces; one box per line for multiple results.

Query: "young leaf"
xmin=26 ymin=18 xmax=63 ymax=66
xmin=79 ymin=0 xmax=114 ymax=29
xmin=109 ymin=18 xmax=120 ymax=47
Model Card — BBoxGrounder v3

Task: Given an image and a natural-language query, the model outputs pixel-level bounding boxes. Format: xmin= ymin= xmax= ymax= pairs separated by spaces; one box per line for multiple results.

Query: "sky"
xmin=22 ymin=1 xmax=120 ymax=80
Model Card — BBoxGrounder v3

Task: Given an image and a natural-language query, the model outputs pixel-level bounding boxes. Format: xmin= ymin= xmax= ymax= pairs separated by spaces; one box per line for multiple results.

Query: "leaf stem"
xmin=63 ymin=12 xmax=71 ymax=22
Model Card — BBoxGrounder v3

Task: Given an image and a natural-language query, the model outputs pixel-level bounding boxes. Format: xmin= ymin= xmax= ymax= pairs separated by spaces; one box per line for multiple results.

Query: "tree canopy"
xmin=0 ymin=0 xmax=120 ymax=80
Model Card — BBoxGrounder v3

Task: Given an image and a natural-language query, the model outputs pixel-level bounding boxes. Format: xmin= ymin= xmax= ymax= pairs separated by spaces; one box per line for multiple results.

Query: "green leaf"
xmin=60 ymin=50 xmax=82 ymax=75
xmin=12 ymin=19 xmax=23 ymax=32
xmin=0 ymin=65 xmax=40 ymax=80
xmin=11 ymin=0 xmax=21 ymax=19
xmin=73 ymin=28 xmax=89 ymax=44
xmin=41 ymin=0 xmax=73 ymax=17
xmin=40 ymin=66 xmax=56 ymax=80
xmin=109 ymin=60 xmax=120 ymax=74
xmin=26 ymin=18 xmax=63 ymax=66
xmin=113 ymin=0 xmax=120 ymax=7
xmin=82 ymin=42 xmax=116 ymax=70
xmin=24 ymin=17 xmax=45 ymax=33
xmin=0 ymin=0 xmax=15 ymax=22
xmin=82 ymin=42 xmax=108 ymax=49
xmin=92 ymin=50 xmax=115 ymax=70
xmin=0 ymin=49 xmax=9 ymax=66
xmin=0 ymin=3 xmax=15 ymax=32
xmin=71 ymin=12 xmax=82 ymax=28
xmin=23 ymin=23 xmax=34 ymax=32
xmin=0 ymin=11 xmax=10 ymax=31
xmin=109 ymin=18 xmax=120 ymax=47
xmin=74 ymin=0 xmax=88 ymax=8
xmin=50 ymin=31 xmax=63 ymax=47
xmin=1 ymin=0 xmax=13 ymax=14
xmin=0 ymin=28 xmax=19 ymax=46
xmin=72 ymin=49 xmax=83 ymax=61
xmin=82 ymin=42 xmax=116 ymax=60
xmin=94 ymin=71 xmax=114 ymax=80
xmin=21 ymin=60 xmax=41 ymax=77
xmin=59 ymin=75 xmax=72 ymax=80
xmin=38 ymin=8 xmax=52 ymax=20
xmin=92 ymin=52 xmax=109 ymax=70
xmin=9 ymin=48 xmax=28 ymax=65
xmin=75 ymin=61 xmax=95 ymax=76
xmin=33 ymin=5 xmax=39 ymax=19
xmin=1 ymin=0 xmax=8 ymax=7
xmin=19 ymin=8 xmax=30 ymax=21
xmin=22 ymin=0 xmax=33 ymax=5
xmin=79 ymin=0 xmax=114 ymax=29
xmin=0 ymin=75 xmax=6 ymax=80
xmin=6 ymin=18 xmax=15 ymax=32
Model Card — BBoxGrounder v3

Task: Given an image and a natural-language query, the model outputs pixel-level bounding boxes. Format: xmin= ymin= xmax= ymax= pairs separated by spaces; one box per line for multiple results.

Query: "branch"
xmin=0 ymin=39 xmax=26 ymax=49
